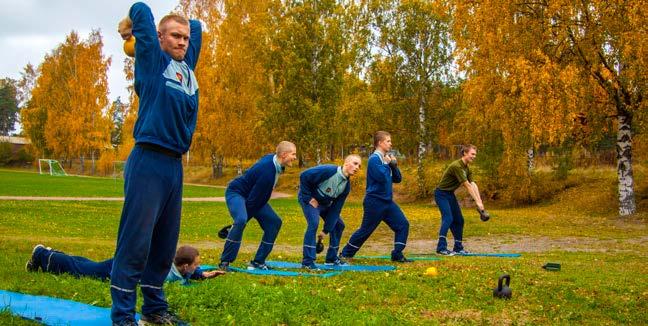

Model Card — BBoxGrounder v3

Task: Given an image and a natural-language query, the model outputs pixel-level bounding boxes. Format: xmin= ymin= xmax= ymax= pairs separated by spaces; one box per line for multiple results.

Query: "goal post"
xmin=38 ymin=159 xmax=68 ymax=176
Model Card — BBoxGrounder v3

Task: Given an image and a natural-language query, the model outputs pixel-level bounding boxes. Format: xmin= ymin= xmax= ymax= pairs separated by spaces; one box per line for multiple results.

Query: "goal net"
xmin=38 ymin=159 xmax=68 ymax=176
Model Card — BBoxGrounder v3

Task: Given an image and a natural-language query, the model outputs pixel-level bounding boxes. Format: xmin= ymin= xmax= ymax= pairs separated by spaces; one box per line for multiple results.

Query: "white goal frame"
xmin=38 ymin=159 xmax=68 ymax=176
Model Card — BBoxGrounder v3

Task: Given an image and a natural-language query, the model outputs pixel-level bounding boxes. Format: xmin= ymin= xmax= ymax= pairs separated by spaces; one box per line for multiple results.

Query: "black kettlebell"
xmin=316 ymin=238 xmax=324 ymax=254
xmin=493 ymin=274 xmax=512 ymax=299
xmin=218 ymin=224 xmax=232 ymax=239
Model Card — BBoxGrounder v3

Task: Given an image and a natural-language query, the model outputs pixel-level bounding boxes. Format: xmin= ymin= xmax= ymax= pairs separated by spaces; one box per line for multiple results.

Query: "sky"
xmin=0 ymin=0 xmax=178 ymax=107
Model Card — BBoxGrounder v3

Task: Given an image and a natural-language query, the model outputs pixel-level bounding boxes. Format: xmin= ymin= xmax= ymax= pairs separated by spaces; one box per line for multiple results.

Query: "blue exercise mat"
xmin=228 ymin=267 xmax=341 ymax=277
xmin=266 ymin=261 xmax=396 ymax=271
xmin=0 ymin=289 xmax=138 ymax=325
xmin=355 ymin=255 xmax=442 ymax=261
xmin=454 ymin=252 xmax=521 ymax=257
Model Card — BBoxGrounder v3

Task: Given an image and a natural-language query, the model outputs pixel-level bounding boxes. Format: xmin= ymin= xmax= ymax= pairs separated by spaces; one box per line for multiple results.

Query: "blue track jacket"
xmin=365 ymin=152 xmax=402 ymax=202
xmin=130 ymin=2 xmax=202 ymax=154
xmin=227 ymin=154 xmax=278 ymax=213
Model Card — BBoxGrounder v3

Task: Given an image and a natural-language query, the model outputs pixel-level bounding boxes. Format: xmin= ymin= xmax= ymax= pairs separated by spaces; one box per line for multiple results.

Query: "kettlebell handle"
xmin=498 ymin=274 xmax=511 ymax=290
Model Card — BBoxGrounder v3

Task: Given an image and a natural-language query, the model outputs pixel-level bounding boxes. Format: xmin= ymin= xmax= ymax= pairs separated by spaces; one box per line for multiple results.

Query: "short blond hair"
xmin=276 ymin=141 xmax=296 ymax=155
xmin=345 ymin=154 xmax=361 ymax=163
xmin=158 ymin=14 xmax=189 ymax=32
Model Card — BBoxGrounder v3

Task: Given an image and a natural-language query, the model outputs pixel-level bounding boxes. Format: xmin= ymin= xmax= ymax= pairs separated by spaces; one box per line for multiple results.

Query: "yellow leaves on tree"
xmin=180 ymin=0 xmax=268 ymax=172
xmin=452 ymin=0 xmax=646 ymax=213
xmin=23 ymin=30 xmax=111 ymax=164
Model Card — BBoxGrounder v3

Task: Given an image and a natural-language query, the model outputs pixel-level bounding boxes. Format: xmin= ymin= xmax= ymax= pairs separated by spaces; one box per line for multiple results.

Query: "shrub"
xmin=0 ymin=142 xmax=12 ymax=166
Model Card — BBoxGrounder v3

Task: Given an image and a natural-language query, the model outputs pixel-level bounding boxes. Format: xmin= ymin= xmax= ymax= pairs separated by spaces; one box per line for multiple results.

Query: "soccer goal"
xmin=38 ymin=159 xmax=68 ymax=176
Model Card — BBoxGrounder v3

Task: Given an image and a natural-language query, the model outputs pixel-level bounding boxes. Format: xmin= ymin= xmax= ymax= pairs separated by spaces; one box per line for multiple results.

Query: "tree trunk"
xmin=80 ymin=155 xmax=85 ymax=175
xmin=299 ymin=154 xmax=305 ymax=168
xmin=329 ymin=144 xmax=334 ymax=161
xmin=91 ymin=150 xmax=96 ymax=175
xmin=316 ymin=148 xmax=321 ymax=165
xmin=527 ymin=148 xmax=535 ymax=172
xmin=236 ymin=158 xmax=243 ymax=175
xmin=616 ymin=114 xmax=636 ymax=216
xmin=416 ymin=91 xmax=427 ymax=198
xmin=211 ymin=153 xmax=223 ymax=179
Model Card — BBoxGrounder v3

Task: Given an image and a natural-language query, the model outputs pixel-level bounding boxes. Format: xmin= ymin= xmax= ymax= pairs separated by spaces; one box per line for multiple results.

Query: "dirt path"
xmin=188 ymin=235 xmax=648 ymax=256
xmin=0 ymin=191 xmax=292 ymax=202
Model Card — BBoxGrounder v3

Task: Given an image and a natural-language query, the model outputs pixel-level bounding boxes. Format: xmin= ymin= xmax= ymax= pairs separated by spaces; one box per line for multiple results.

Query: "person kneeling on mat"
xmin=26 ymin=245 xmax=225 ymax=285
xmin=298 ymin=154 xmax=362 ymax=269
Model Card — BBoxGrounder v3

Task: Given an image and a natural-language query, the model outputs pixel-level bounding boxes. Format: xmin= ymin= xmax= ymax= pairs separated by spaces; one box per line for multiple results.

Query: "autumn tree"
xmin=368 ymin=0 xmax=456 ymax=197
xmin=452 ymin=0 xmax=647 ymax=215
xmin=109 ymin=97 xmax=126 ymax=146
xmin=262 ymin=0 xmax=350 ymax=165
xmin=117 ymin=58 xmax=138 ymax=160
xmin=0 ymin=78 xmax=18 ymax=136
xmin=22 ymin=30 xmax=111 ymax=173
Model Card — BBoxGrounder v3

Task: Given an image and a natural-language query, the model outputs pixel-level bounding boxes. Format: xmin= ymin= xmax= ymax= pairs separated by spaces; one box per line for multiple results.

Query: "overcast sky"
xmin=0 ymin=0 xmax=178 ymax=106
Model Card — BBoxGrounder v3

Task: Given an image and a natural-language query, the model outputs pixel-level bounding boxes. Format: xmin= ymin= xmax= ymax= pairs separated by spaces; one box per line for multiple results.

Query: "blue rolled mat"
xmin=228 ymin=267 xmax=341 ymax=277
xmin=0 ymin=289 xmax=138 ymax=325
xmin=355 ymin=255 xmax=442 ymax=261
xmin=266 ymin=261 xmax=396 ymax=271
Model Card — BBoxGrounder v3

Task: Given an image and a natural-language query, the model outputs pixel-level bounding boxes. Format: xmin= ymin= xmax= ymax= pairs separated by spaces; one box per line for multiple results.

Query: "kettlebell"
xmin=493 ymin=274 xmax=512 ymax=299
xmin=217 ymin=224 xmax=232 ymax=239
xmin=316 ymin=238 xmax=324 ymax=254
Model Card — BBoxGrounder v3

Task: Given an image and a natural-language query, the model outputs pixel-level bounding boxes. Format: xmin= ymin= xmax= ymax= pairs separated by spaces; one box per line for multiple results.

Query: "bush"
xmin=0 ymin=142 xmax=11 ymax=165
xmin=13 ymin=148 xmax=33 ymax=166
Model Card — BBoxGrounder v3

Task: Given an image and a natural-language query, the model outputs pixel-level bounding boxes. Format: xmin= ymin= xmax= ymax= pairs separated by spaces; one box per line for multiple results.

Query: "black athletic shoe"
xmin=25 ymin=244 xmax=45 ymax=272
xmin=436 ymin=249 xmax=455 ymax=256
xmin=391 ymin=256 xmax=414 ymax=263
xmin=112 ymin=320 xmax=138 ymax=326
xmin=140 ymin=311 xmax=188 ymax=326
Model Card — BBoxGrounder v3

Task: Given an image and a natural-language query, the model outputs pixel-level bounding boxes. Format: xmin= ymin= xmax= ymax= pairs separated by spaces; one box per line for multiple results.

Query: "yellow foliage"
xmin=96 ymin=150 xmax=117 ymax=176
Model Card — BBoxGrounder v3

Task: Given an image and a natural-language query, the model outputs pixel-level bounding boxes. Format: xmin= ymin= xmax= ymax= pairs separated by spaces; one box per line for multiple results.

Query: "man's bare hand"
xmin=118 ymin=17 xmax=133 ymax=40
xmin=202 ymin=270 xmax=226 ymax=278
xmin=309 ymin=198 xmax=319 ymax=208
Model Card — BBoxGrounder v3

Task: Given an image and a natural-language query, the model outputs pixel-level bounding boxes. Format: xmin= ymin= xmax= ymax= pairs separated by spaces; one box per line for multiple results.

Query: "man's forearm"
xmin=463 ymin=181 xmax=483 ymax=208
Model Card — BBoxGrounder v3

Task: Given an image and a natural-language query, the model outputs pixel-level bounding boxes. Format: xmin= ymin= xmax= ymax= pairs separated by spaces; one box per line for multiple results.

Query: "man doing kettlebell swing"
xmin=435 ymin=144 xmax=489 ymax=256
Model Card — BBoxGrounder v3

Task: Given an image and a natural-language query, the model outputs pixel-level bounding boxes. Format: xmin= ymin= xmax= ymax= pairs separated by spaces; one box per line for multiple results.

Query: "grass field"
xmin=0 ymin=169 xmax=225 ymax=198
xmin=0 ymin=169 xmax=647 ymax=324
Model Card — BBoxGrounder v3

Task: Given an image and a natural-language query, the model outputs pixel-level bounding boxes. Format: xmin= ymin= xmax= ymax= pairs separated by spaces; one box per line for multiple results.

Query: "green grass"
xmin=0 ymin=169 xmax=225 ymax=198
xmin=0 ymin=169 xmax=647 ymax=324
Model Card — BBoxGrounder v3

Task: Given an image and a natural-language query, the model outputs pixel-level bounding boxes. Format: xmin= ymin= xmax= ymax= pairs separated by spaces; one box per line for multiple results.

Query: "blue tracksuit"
xmin=220 ymin=154 xmax=283 ymax=264
xmin=298 ymin=165 xmax=350 ymax=265
xmin=110 ymin=2 xmax=202 ymax=323
xmin=33 ymin=247 xmax=204 ymax=285
xmin=341 ymin=151 xmax=410 ymax=260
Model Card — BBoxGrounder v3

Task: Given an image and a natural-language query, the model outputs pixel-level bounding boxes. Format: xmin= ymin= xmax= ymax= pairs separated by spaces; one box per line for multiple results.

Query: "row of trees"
xmin=11 ymin=0 xmax=646 ymax=215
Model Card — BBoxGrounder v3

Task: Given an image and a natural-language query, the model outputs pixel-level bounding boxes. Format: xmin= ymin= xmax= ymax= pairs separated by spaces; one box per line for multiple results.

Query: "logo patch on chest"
xmin=176 ymin=72 xmax=183 ymax=83
xmin=326 ymin=187 xmax=332 ymax=193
